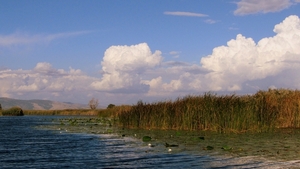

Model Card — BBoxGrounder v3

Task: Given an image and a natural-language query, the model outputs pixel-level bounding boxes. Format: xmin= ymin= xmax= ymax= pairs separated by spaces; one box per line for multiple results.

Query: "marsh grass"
xmin=118 ymin=89 xmax=300 ymax=133
xmin=22 ymin=105 xmax=132 ymax=117
xmin=97 ymin=105 xmax=131 ymax=117
xmin=1 ymin=106 xmax=24 ymax=116
xmin=24 ymin=109 xmax=98 ymax=116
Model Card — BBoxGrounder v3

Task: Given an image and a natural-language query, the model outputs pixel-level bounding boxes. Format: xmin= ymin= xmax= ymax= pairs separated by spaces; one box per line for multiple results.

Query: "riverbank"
xmin=40 ymin=116 xmax=300 ymax=162
xmin=6 ymin=116 xmax=300 ymax=168
xmin=23 ymin=109 xmax=99 ymax=116
xmin=4 ymin=89 xmax=300 ymax=134
xmin=12 ymin=105 xmax=131 ymax=116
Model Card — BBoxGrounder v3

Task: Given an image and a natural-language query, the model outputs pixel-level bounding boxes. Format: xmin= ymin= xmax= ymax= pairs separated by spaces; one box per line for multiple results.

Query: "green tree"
xmin=107 ymin=104 xmax=115 ymax=109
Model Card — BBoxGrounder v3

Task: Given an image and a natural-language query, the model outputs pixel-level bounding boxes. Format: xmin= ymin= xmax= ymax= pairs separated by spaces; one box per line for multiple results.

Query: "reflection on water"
xmin=0 ymin=116 xmax=300 ymax=168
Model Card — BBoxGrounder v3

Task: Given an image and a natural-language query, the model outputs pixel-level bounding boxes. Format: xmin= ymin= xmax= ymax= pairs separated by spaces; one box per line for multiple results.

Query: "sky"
xmin=1 ymin=0 xmax=300 ymax=107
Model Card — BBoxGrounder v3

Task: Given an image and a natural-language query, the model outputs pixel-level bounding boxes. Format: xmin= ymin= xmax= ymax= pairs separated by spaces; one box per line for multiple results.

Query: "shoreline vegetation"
xmin=118 ymin=89 xmax=300 ymax=133
xmin=2 ymin=89 xmax=300 ymax=133
xmin=22 ymin=105 xmax=132 ymax=116
xmin=6 ymin=88 xmax=300 ymax=162
xmin=20 ymin=88 xmax=300 ymax=162
xmin=23 ymin=109 xmax=99 ymax=116
xmin=0 ymin=106 xmax=24 ymax=116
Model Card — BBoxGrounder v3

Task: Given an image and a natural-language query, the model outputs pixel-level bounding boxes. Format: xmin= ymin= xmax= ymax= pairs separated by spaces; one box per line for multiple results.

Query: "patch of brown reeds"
xmin=118 ymin=89 xmax=300 ymax=133
xmin=22 ymin=105 xmax=132 ymax=117
xmin=24 ymin=109 xmax=99 ymax=116
xmin=97 ymin=105 xmax=132 ymax=117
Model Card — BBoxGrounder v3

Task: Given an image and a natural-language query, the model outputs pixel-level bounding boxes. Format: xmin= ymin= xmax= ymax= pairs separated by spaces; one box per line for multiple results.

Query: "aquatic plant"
xmin=142 ymin=136 xmax=152 ymax=142
xmin=1 ymin=106 xmax=24 ymax=116
xmin=221 ymin=145 xmax=232 ymax=151
xmin=118 ymin=89 xmax=300 ymax=133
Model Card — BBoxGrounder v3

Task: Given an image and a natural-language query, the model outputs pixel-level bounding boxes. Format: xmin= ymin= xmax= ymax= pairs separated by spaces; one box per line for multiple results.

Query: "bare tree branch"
xmin=89 ymin=98 xmax=99 ymax=110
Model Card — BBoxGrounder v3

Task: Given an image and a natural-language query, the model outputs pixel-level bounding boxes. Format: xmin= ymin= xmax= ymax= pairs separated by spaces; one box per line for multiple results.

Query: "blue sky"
xmin=1 ymin=0 xmax=300 ymax=107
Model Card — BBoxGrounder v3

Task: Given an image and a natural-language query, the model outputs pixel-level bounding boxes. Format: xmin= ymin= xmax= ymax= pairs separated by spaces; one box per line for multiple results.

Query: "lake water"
xmin=1 ymin=116 xmax=300 ymax=168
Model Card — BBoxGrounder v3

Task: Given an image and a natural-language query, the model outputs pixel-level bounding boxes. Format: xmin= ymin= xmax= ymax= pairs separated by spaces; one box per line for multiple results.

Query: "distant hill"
xmin=0 ymin=97 xmax=89 ymax=110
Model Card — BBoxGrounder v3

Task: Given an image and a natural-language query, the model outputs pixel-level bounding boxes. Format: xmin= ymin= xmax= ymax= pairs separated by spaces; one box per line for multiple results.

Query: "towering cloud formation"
xmin=91 ymin=43 xmax=162 ymax=92
xmin=201 ymin=15 xmax=300 ymax=91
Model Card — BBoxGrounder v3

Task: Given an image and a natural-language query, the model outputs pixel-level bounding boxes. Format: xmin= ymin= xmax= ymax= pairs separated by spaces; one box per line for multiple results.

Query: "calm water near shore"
xmin=1 ymin=116 xmax=300 ymax=168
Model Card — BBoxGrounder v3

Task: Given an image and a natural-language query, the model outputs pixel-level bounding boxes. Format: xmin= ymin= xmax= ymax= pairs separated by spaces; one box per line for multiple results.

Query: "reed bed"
xmin=1 ymin=106 xmax=24 ymax=116
xmin=97 ymin=105 xmax=132 ymax=117
xmin=22 ymin=105 xmax=132 ymax=117
xmin=23 ymin=109 xmax=99 ymax=116
xmin=118 ymin=89 xmax=300 ymax=133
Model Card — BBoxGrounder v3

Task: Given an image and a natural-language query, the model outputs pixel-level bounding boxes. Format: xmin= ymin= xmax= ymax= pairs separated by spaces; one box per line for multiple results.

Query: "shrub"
xmin=107 ymin=104 xmax=115 ymax=109
xmin=89 ymin=98 xmax=99 ymax=109
xmin=2 ymin=106 xmax=24 ymax=116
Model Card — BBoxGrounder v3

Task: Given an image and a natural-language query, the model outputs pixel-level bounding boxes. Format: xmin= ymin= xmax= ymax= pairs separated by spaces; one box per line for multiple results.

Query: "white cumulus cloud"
xmin=91 ymin=43 xmax=163 ymax=92
xmin=1 ymin=15 xmax=300 ymax=106
xmin=0 ymin=62 xmax=96 ymax=101
xmin=200 ymin=15 xmax=300 ymax=91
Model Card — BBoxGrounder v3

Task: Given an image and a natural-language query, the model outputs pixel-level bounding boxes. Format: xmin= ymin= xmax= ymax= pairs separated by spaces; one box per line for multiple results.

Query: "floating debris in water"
xmin=148 ymin=143 xmax=155 ymax=147
xmin=165 ymin=142 xmax=179 ymax=147
xmin=204 ymin=146 xmax=214 ymax=150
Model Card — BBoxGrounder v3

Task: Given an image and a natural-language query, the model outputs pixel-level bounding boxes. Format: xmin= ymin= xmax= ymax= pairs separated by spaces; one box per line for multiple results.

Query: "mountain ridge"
xmin=0 ymin=97 xmax=89 ymax=110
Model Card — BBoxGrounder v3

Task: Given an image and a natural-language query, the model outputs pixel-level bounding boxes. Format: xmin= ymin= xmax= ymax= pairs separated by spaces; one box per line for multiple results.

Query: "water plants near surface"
xmin=142 ymin=136 xmax=152 ymax=142
xmin=39 ymin=117 xmax=300 ymax=162
xmin=35 ymin=89 xmax=300 ymax=163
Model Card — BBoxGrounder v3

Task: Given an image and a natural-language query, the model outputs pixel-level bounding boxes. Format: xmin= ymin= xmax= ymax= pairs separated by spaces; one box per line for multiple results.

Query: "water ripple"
xmin=1 ymin=116 xmax=300 ymax=168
